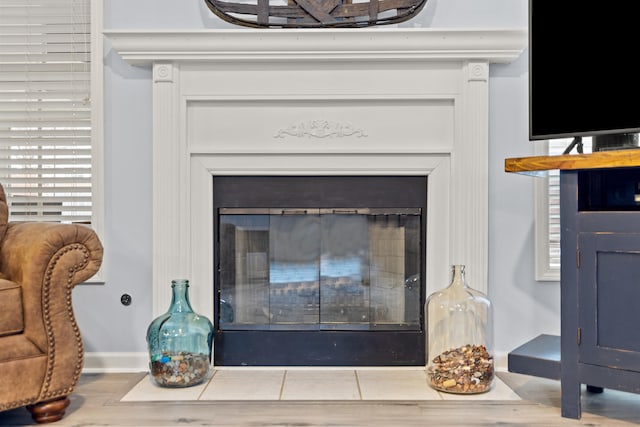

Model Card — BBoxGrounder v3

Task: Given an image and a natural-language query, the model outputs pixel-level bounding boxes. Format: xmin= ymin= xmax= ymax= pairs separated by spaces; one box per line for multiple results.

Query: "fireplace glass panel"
xmin=219 ymin=209 xmax=420 ymax=332
xmin=270 ymin=215 xmax=320 ymax=327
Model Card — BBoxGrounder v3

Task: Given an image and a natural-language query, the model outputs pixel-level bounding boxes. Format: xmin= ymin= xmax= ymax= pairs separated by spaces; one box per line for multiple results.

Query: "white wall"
xmin=76 ymin=0 xmax=558 ymax=366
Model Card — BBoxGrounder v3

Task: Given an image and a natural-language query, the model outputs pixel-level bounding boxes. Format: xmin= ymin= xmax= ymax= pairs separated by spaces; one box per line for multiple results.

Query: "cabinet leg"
xmin=561 ymin=381 xmax=581 ymax=419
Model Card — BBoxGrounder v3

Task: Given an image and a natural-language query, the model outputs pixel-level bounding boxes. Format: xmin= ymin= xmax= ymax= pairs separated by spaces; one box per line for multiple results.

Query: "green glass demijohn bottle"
xmin=146 ymin=279 xmax=214 ymax=387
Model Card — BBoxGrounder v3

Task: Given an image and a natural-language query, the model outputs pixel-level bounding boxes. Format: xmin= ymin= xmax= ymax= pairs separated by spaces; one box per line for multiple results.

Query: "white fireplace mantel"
xmin=106 ymin=28 xmax=526 ymax=325
xmin=106 ymin=28 xmax=526 ymax=64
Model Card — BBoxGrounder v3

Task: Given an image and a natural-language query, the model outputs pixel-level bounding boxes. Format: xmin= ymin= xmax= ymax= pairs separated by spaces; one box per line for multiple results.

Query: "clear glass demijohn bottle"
xmin=426 ymin=265 xmax=494 ymax=394
xmin=146 ymin=279 xmax=214 ymax=387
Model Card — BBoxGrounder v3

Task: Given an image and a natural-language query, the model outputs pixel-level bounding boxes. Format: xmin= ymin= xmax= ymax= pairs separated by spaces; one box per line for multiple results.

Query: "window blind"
xmin=0 ymin=0 xmax=92 ymax=223
xmin=547 ymin=138 xmax=592 ymax=270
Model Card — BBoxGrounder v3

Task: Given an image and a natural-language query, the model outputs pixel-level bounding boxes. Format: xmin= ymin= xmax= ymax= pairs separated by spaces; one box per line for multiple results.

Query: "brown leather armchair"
xmin=0 ymin=184 xmax=103 ymax=423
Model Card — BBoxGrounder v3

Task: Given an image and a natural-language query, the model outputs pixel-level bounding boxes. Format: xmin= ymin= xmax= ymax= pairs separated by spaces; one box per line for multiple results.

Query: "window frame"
xmin=89 ymin=0 xmax=105 ymax=283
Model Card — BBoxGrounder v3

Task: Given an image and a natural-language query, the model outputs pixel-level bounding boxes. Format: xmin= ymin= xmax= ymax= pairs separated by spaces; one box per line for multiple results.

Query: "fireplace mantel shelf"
xmin=105 ymin=28 xmax=526 ymax=65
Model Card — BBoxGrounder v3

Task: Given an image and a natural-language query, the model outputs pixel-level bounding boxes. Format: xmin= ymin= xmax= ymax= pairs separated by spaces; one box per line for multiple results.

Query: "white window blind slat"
xmin=0 ymin=0 xmax=92 ymax=223
xmin=0 ymin=164 xmax=91 ymax=171
xmin=2 ymin=116 xmax=90 ymax=126
xmin=1 ymin=42 xmax=90 ymax=52
xmin=0 ymin=15 xmax=89 ymax=25
xmin=0 ymin=63 xmax=90 ymax=73
xmin=10 ymin=199 xmax=91 ymax=208
xmin=0 ymin=91 xmax=90 ymax=101
xmin=0 ymin=33 xmax=89 ymax=44
xmin=0 ymin=25 xmax=90 ymax=35
xmin=9 ymin=197 xmax=91 ymax=205
xmin=0 ymin=130 xmax=91 ymax=139
xmin=0 ymin=0 xmax=89 ymax=6
xmin=2 ymin=176 xmax=91 ymax=184
xmin=1 ymin=123 xmax=90 ymax=131
xmin=0 ymin=146 xmax=91 ymax=154
xmin=2 ymin=109 xmax=90 ymax=118
xmin=0 ymin=2 xmax=90 ymax=10
xmin=0 ymin=52 xmax=90 ymax=63
xmin=0 ymin=96 xmax=90 ymax=105
xmin=0 ymin=71 xmax=91 ymax=80
xmin=0 ymin=0 xmax=83 ymax=5
xmin=0 ymin=109 xmax=89 ymax=120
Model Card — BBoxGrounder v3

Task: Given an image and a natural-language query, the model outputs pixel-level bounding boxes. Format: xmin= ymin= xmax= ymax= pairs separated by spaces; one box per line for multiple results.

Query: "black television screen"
xmin=529 ymin=2 xmax=640 ymax=141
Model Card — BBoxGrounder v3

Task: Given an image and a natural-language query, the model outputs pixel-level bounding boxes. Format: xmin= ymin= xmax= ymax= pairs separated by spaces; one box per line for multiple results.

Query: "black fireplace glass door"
xmin=219 ymin=210 xmax=421 ymax=332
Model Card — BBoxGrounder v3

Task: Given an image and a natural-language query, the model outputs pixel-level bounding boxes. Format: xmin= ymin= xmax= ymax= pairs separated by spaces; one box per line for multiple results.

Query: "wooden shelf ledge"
xmin=508 ymin=334 xmax=560 ymax=381
xmin=505 ymin=149 xmax=640 ymax=173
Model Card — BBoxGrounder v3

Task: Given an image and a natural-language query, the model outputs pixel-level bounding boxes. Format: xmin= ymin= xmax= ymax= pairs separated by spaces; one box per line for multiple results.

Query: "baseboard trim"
xmin=494 ymin=351 xmax=508 ymax=372
xmin=82 ymin=351 xmax=509 ymax=374
xmin=83 ymin=352 xmax=148 ymax=373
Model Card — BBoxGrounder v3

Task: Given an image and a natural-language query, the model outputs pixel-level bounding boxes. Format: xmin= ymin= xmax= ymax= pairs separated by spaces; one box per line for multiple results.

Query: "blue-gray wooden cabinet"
xmin=509 ymin=166 xmax=640 ymax=419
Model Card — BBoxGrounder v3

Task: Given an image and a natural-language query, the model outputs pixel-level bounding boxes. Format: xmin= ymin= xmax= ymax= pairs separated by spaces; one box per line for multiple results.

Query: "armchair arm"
xmin=0 ymin=222 xmax=103 ymax=401
xmin=0 ymin=222 xmax=103 ymax=287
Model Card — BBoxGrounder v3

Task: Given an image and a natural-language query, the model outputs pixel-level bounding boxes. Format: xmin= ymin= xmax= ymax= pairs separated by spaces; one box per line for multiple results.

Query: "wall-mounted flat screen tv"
xmin=529 ymin=2 xmax=640 ymax=141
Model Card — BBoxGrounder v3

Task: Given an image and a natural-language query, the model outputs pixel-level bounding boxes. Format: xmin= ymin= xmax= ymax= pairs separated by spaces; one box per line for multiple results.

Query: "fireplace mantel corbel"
xmin=106 ymin=28 xmax=526 ymax=324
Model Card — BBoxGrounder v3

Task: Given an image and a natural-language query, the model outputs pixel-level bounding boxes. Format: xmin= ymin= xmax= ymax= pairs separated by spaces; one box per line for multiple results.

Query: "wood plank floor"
xmin=1 ymin=371 xmax=640 ymax=426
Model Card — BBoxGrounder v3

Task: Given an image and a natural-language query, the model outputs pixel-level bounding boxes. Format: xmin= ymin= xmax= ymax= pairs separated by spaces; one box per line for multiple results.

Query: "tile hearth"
xmin=121 ymin=369 xmax=520 ymax=402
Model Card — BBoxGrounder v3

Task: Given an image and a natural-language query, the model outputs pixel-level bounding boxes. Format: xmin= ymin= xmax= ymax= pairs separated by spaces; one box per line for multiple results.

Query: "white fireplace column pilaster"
xmin=151 ymin=61 xmax=189 ymax=315
xmin=107 ymin=29 xmax=526 ymax=322
xmin=452 ymin=60 xmax=491 ymax=293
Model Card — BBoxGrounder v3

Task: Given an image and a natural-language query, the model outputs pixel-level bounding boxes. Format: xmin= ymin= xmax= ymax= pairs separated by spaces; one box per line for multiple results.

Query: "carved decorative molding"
xmin=468 ymin=62 xmax=489 ymax=82
xmin=275 ymin=120 xmax=367 ymax=139
xmin=153 ymin=63 xmax=173 ymax=83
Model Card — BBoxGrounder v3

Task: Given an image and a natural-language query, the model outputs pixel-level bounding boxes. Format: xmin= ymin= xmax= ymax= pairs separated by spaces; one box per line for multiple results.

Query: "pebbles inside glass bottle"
xmin=426 ymin=265 xmax=494 ymax=394
xmin=146 ymin=279 xmax=214 ymax=387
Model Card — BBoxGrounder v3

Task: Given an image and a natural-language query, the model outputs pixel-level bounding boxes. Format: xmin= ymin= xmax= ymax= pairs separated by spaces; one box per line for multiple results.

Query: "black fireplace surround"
xmin=213 ymin=176 xmax=427 ymax=366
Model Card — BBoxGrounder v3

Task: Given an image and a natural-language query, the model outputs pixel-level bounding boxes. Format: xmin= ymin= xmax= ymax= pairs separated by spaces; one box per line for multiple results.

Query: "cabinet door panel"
xmin=578 ymin=232 xmax=640 ymax=369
